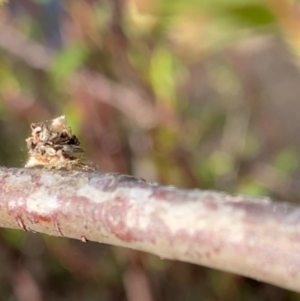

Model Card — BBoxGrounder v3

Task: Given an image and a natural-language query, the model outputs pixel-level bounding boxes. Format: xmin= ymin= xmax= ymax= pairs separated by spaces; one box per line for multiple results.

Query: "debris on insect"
xmin=25 ymin=115 xmax=97 ymax=171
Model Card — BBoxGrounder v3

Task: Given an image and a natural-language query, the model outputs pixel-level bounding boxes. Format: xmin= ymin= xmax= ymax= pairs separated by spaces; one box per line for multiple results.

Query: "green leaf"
xmin=50 ymin=42 xmax=88 ymax=82
xmin=272 ymin=149 xmax=299 ymax=176
xmin=150 ymin=47 xmax=176 ymax=102
xmin=222 ymin=4 xmax=276 ymax=27
xmin=237 ymin=180 xmax=269 ymax=196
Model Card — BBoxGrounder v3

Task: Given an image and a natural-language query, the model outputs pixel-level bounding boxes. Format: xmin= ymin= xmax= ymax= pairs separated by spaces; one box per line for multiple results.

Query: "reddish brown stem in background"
xmin=0 ymin=24 xmax=158 ymax=129
xmin=0 ymin=167 xmax=299 ymax=292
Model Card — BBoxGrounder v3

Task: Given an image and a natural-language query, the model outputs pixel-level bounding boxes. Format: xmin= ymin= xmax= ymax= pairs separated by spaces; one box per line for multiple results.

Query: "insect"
xmin=25 ymin=115 xmax=97 ymax=171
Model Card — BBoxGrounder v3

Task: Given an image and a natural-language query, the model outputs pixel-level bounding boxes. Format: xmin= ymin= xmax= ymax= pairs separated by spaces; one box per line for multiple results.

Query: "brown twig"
xmin=0 ymin=167 xmax=299 ymax=292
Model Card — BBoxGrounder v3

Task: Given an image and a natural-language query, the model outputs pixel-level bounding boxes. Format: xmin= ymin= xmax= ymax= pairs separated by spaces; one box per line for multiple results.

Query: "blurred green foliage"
xmin=50 ymin=42 xmax=89 ymax=82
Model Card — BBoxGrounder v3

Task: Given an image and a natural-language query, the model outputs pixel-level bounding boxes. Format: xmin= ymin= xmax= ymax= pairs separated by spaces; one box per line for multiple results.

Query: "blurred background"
xmin=0 ymin=0 xmax=300 ymax=300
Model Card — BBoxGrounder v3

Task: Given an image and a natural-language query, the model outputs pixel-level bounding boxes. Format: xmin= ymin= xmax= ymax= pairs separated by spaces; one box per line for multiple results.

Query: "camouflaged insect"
xmin=25 ymin=116 xmax=97 ymax=171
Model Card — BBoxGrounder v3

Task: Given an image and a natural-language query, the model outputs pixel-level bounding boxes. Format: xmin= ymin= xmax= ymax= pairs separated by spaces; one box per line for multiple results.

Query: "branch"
xmin=0 ymin=167 xmax=299 ymax=292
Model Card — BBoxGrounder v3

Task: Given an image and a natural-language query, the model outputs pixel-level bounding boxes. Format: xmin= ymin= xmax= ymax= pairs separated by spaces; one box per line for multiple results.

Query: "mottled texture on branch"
xmin=0 ymin=168 xmax=299 ymax=292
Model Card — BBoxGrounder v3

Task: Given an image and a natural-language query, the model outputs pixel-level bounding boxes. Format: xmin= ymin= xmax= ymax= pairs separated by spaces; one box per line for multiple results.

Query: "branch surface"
xmin=0 ymin=167 xmax=299 ymax=292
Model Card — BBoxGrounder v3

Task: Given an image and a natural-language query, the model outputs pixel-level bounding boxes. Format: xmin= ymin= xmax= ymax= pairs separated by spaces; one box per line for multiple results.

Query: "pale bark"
xmin=0 ymin=167 xmax=299 ymax=292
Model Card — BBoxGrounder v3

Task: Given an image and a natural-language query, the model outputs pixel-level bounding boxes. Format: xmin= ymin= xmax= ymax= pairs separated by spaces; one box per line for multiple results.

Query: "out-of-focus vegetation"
xmin=1 ymin=0 xmax=300 ymax=300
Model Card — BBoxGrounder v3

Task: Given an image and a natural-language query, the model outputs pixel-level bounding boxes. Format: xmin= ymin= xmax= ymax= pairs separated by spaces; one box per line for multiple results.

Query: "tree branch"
xmin=0 ymin=167 xmax=299 ymax=292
